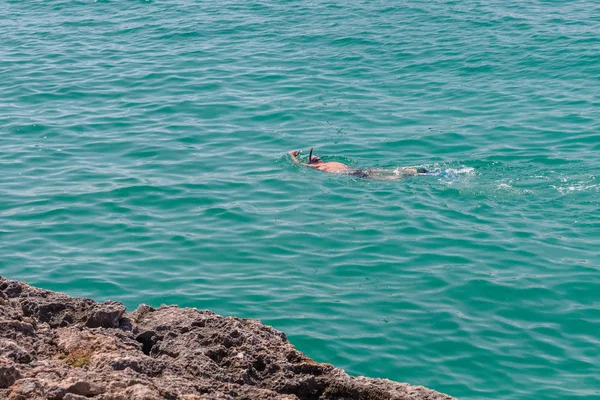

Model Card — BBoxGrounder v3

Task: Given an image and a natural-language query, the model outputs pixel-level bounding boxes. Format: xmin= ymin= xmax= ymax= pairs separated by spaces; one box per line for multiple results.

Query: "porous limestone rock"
xmin=0 ymin=276 xmax=455 ymax=400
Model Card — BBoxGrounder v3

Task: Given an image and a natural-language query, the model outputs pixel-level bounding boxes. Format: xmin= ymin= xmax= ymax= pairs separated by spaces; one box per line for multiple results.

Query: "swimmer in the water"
xmin=288 ymin=149 xmax=428 ymax=179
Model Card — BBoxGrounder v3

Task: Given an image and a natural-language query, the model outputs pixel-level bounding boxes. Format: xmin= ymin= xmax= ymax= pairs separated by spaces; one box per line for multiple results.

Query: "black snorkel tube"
xmin=308 ymin=147 xmax=313 ymax=164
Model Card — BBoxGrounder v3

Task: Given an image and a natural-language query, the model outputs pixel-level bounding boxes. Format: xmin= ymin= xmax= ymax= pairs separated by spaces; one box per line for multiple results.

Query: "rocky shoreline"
xmin=0 ymin=276 xmax=455 ymax=400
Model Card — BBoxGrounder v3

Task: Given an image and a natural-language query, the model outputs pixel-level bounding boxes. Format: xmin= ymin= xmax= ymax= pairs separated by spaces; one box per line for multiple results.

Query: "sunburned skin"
xmin=288 ymin=150 xmax=427 ymax=179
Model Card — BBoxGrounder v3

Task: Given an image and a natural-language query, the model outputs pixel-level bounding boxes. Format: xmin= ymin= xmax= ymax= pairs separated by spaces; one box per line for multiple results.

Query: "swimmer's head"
xmin=310 ymin=155 xmax=322 ymax=164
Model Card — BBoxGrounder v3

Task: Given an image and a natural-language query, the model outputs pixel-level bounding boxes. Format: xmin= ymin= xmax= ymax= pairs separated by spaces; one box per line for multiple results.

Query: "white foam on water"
xmin=444 ymin=167 xmax=475 ymax=175
xmin=551 ymin=174 xmax=598 ymax=194
xmin=552 ymin=183 xmax=600 ymax=194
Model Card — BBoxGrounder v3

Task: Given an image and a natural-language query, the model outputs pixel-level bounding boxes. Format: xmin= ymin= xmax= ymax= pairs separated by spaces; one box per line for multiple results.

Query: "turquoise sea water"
xmin=1 ymin=1 xmax=599 ymax=398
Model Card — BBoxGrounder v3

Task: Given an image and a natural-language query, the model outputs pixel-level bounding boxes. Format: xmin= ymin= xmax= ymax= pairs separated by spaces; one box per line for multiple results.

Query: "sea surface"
xmin=1 ymin=1 xmax=599 ymax=398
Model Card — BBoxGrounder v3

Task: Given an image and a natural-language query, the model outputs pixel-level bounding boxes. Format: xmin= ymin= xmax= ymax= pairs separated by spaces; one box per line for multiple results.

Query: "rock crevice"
xmin=0 ymin=276 xmax=455 ymax=400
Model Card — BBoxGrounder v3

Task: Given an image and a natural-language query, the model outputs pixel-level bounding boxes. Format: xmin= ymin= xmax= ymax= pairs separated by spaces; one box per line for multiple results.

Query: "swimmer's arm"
xmin=289 ymin=150 xmax=316 ymax=168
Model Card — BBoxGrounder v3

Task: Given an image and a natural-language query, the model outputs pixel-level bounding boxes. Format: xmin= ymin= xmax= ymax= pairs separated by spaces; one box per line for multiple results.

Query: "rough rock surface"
xmin=0 ymin=276 xmax=455 ymax=400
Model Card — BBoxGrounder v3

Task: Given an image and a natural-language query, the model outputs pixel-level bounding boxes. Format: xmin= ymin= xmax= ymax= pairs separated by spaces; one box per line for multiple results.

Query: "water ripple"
xmin=2 ymin=1 xmax=599 ymax=399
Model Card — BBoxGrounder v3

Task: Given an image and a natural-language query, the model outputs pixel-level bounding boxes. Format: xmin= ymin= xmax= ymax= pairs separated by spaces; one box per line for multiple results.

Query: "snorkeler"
xmin=288 ymin=149 xmax=428 ymax=179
